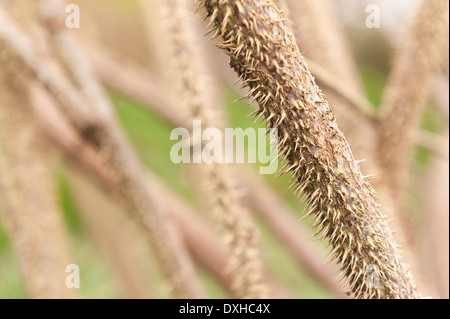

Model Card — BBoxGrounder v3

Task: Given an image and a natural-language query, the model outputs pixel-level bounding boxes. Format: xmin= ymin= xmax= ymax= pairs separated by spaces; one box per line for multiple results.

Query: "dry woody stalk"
xmin=85 ymin=42 xmax=346 ymax=297
xmin=156 ymin=0 xmax=266 ymax=298
xmin=0 ymin=83 xmax=75 ymax=298
xmin=196 ymin=0 xmax=418 ymax=298
xmin=284 ymin=0 xmax=378 ymax=177
xmin=35 ymin=91 xmax=290 ymax=298
xmin=45 ymin=21 xmax=205 ymax=299
xmin=0 ymin=1 xmax=75 ymax=299
xmin=283 ymin=0 xmax=428 ymax=295
xmin=65 ymin=166 xmax=153 ymax=299
xmin=378 ymin=0 xmax=449 ymax=204
xmin=286 ymin=0 xmax=448 ymax=295
xmin=0 ymin=3 xmax=204 ymax=298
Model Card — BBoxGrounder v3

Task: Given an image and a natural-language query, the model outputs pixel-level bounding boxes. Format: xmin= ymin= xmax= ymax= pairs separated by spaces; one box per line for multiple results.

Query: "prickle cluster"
xmin=196 ymin=0 xmax=418 ymax=298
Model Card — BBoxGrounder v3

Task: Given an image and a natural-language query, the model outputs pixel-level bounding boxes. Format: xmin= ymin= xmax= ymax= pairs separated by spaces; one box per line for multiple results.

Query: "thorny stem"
xmin=196 ymin=0 xmax=418 ymax=298
xmin=86 ymin=42 xmax=346 ymax=297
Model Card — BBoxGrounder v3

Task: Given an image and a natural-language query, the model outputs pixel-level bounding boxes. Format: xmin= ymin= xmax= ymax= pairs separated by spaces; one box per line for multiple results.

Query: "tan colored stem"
xmin=154 ymin=0 xmax=266 ymax=298
xmin=36 ymin=95 xmax=153 ymax=298
xmin=378 ymin=0 xmax=449 ymax=202
xmin=239 ymin=168 xmax=347 ymax=297
xmin=0 ymin=5 xmax=205 ymax=298
xmin=148 ymin=173 xmax=295 ymax=299
xmin=0 ymin=7 xmax=96 ymax=129
xmin=284 ymin=0 xmax=378 ymax=179
xmin=285 ymin=0 xmax=364 ymax=94
xmin=0 ymin=80 xmax=75 ymax=299
xmin=83 ymin=43 xmax=364 ymax=297
xmin=34 ymin=87 xmax=292 ymax=298
xmin=431 ymin=74 xmax=449 ymax=117
xmin=376 ymin=1 xmax=449 ymax=294
xmin=284 ymin=0 xmax=442 ymax=295
xmin=424 ymin=133 xmax=449 ymax=298
xmin=64 ymin=168 xmax=153 ymax=299
xmin=138 ymin=0 xmax=172 ymax=80
xmin=0 ymin=2 xmax=75 ymax=299
xmin=84 ymin=45 xmax=186 ymax=128
xmin=85 ymin=42 xmax=443 ymax=157
xmin=303 ymin=58 xmax=377 ymax=121
xmin=197 ymin=0 xmax=418 ymax=299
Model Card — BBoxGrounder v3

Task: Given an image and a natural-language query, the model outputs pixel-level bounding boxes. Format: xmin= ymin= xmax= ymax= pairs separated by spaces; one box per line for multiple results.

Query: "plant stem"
xmin=196 ymin=0 xmax=418 ymax=298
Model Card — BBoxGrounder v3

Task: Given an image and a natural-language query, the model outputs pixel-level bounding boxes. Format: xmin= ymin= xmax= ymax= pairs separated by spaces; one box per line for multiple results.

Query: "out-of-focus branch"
xmin=372 ymin=3 xmax=449 ymax=120
xmin=152 ymin=0 xmax=266 ymax=299
xmin=85 ymin=42 xmax=445 ymax=157
xmin=33 ymin=85 xmax=153 ymax=299
xmin=84 ymin=45 xmax=186 ymax=129
xmin=0 ymin=2 xmax=75 ymax=299
xmin=34 ymin=85 xmax=295 ymax=299
xmin=149 ymin=173 xmax=296 ymax=299
xmin=424 ymin=131 xmax=450 ymax=298
xmin=239 ymin=168 xmax=347 ymax=297
xmin=31 ymin=87 xmax=151 ymax=298
xmin=0 ymin=5 xmax=205 ymax=298
xmin=377 ymin=0 xmax=448 ymax=296
xmin=378 ymin=0 xmax=449 ymax=200
xmin=0 ymin=6 xmax=96 ymax=128
xmin=0 ymin=84 xmax=76 ymax=299
xmin=32 ymin=83 xmax=116 ymax=191
xmin=416 ymin=131 xmax=449 ymax=159
xmin=431 ymin=74 xmax=450 ymax=117
xmin=66 ymin=168 xmax=154 ymax=299
xmin=84 ymin=43 xmax=347 ymax=298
